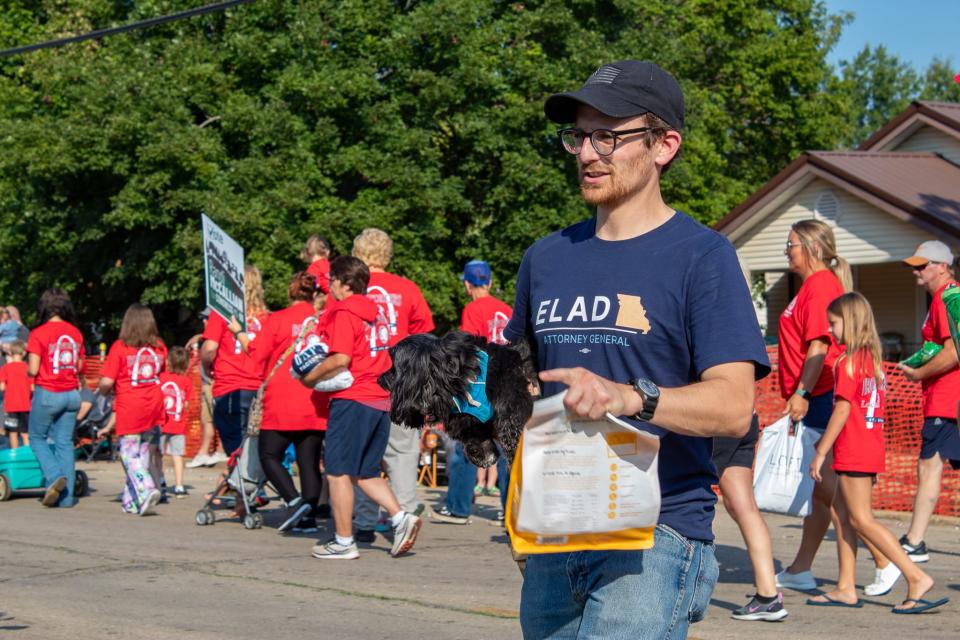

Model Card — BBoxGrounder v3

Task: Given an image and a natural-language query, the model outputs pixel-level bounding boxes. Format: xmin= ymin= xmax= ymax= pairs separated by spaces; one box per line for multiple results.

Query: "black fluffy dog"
xmin=378 ymin=331 xmax=534 ymax=468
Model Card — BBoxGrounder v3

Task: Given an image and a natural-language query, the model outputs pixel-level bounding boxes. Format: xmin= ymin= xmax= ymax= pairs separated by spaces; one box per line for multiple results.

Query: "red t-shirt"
xmin=460 ymin=296 xmax=513 ymax=344
xmin=102 ymin=340 xmax=167 ymax=436
xmin=920 ymin=281 xmax=960 ymax=418
xmin=26 ymin=321 xmax=84 ymax=392
xmin=322 ymin=294 xmax=391 ymax=409
xmin=247 ymin=301 xmax=328 ymax=431
xmin=306 ymin=259 xmax=330 ymax=294
xmin=365 ymin=271 xmax=435 ymax=355
xmin=778 ymin=270 xmax=844 ymax=398
xmin=0 ymin=361 xmax=32 ymax=412
xmin=202 ymin=311 xmax=267 ymax=397
xmin=159 ymin=371 xmax=193 ymax=436
xmin=832 ymin=352 xmax=886 ymax=473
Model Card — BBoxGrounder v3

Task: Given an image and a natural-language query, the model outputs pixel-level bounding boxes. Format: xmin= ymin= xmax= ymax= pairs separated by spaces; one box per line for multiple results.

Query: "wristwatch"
xmin=629 ymin=377 xmax=660 ymax=422
xmin=794 ymin=387 xmax=811 ymax=401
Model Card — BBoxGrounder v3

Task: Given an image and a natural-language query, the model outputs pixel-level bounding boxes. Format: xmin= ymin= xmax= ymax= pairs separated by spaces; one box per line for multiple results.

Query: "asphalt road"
xmin=1 ymin=459 xmax=958 ymax=639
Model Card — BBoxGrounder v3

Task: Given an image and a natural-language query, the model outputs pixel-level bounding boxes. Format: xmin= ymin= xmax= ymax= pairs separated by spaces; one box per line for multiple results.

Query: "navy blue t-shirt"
xmin=504 ymin=212 xmax=770 ymax=542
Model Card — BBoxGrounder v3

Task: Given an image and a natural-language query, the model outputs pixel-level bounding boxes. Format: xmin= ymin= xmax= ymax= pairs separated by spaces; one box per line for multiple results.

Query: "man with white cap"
xmin=898 ymin=240 xmax=960 ymax=563
xmin=504 ymin=60 xmax=769 ymax=638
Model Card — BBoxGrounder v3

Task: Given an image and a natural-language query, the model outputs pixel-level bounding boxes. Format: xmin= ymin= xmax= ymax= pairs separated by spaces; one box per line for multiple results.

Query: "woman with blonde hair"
xmin=200 ymin=264 xmax=269 ymax=457
xmin=775 ymin=219 xmax=853 ymax=591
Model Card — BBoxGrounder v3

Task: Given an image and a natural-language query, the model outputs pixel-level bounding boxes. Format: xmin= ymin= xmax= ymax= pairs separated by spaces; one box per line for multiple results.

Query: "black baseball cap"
xmin=544 ymin=60 xmax=684 ymax=130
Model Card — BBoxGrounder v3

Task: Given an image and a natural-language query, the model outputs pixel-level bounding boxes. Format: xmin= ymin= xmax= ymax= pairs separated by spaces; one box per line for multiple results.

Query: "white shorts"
xmin=160 ymin=434 xmax=186 ymax=457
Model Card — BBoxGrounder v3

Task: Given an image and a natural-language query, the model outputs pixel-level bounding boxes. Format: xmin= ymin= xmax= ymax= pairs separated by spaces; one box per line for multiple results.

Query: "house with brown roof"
xmin=715 ymin=101 xmax=960 ymax=358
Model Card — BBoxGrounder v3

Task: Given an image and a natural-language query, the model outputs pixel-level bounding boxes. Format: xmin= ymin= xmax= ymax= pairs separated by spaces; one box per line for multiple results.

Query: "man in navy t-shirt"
xmin=504 ymin=60 xmax=770 ymax=639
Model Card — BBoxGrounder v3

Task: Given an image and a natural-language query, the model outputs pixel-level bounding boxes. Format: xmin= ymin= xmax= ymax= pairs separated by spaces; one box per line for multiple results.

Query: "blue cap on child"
xmin=460 ymin=260 xmax=492 ymax=286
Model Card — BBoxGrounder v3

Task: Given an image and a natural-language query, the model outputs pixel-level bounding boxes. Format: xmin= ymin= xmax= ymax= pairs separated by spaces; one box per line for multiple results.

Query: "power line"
xmin=0 ymin=0 xmax=256 ymax=59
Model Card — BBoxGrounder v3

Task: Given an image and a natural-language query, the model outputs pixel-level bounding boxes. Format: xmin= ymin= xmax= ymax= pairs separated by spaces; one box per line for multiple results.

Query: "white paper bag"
xmin=752 ymin=415 xmax=821 ymax=517
xmin=506 ymin=392 xmax=661 ymax=554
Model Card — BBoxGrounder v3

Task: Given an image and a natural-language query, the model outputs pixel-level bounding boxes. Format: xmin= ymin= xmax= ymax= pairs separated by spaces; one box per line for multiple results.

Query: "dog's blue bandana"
xmin=451 ymin=350 xmax=493 ymax=423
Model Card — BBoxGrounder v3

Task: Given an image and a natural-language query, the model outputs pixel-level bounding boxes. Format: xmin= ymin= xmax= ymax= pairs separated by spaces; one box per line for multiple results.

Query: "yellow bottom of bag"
xmin=505 ymin=433 xmax=655 ymax=555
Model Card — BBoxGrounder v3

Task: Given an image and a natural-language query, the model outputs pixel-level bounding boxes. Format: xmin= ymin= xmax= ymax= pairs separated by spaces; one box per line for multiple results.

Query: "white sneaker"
xmin=186 ymin=454 xmax=211 ymax=469
xmin=864 ymin=562 xmax=902 ymax=596
xmin=390 ymin=513 xmax=422 ymax=557
xmin=312 ymin=539 xmax=359 ymax=560
xmin=207 ymin=452 xmax=229 ymax=465
xmin=139 ymin=489 xmax=161 ymax=516
xmin=775 ymin=569 xmax=817 ymax=591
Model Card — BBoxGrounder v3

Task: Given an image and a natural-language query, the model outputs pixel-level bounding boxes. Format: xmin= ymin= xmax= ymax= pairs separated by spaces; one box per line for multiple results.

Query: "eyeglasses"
xmin=910 ymin=262 xmax=936 ymax=272
xmin=558 ymin=127 xmax=658 ymax=156
xmin=785 ymin=241 xmax=801 ymax=251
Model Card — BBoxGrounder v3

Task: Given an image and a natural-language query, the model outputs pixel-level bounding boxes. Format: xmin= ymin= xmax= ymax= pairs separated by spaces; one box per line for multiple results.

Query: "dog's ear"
xmin=437 ymin=331 xmax=483 ymax=386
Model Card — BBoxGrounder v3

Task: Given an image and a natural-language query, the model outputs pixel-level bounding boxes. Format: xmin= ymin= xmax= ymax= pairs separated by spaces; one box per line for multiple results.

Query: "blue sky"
xmin=825 ymin=0 xmax=959 ymax=71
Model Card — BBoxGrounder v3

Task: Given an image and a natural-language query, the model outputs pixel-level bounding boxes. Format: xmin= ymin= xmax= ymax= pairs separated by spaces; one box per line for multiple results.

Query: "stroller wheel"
xmin=196 ymin=508 xmax=215 ymax=526
xmin=243 ymin=512 xmax=263 ymax=530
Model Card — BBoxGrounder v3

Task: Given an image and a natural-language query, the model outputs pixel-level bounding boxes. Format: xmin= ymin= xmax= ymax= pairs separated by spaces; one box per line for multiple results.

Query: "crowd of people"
xmin=1 ymin=58 xmax=957 ymax=637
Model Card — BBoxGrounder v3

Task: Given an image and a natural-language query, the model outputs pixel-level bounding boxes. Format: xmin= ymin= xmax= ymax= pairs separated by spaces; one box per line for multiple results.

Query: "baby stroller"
xmin=195 ymin=429 xmax=271 ymax=530
xmin=74 ymin=389 xmax=116 ymax=462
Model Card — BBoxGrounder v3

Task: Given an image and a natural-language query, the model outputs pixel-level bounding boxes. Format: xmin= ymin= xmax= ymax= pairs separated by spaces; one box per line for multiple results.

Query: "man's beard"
xmin=578 ymin=152 xmax=655 ymax=207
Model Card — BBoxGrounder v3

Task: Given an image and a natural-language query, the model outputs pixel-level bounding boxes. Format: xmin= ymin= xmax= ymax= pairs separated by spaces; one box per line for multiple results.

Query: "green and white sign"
xmin=202 ymin=214 xmax=245 ymax=329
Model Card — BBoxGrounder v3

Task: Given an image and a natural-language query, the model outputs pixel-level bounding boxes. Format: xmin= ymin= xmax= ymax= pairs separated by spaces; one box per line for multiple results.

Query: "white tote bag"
xmin=752 ymin=415 xmax=821 ymax=517
xmin=506 ymin=392 xmax=661 ymax=554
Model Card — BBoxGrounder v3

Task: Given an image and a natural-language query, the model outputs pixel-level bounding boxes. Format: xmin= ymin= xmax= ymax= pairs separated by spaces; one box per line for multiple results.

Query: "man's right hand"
xmin=538 ymin=367 xmax=637 ymax=421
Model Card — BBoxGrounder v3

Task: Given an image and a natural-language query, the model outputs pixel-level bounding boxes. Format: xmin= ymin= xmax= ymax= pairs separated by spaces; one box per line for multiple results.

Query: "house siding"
xmin=856 ymin=262 xmax=924 ymax=352
xmin=733 ymin=178 xmax=933 ymax=271
xmin=893 ymin=124 xmax=960 ymax=164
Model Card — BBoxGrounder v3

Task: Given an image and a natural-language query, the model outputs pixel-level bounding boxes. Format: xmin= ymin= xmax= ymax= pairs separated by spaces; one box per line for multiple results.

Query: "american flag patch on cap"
xmin=585 ymin=65 xmax=621 ymax=85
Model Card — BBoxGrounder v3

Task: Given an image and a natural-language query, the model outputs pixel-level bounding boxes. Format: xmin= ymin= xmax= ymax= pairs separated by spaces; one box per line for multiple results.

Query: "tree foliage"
xmin=0 ymin=1 xmax=955 ymax=341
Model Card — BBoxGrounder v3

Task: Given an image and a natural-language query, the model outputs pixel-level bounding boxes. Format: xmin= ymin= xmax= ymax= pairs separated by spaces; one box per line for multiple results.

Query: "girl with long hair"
xmin=808 ymin=293 xmax=948 ymax=613
xmin=98 ymin=303 xmax=168 ymax=516
xmin=27 ymin=288 xmax=84 ymax=508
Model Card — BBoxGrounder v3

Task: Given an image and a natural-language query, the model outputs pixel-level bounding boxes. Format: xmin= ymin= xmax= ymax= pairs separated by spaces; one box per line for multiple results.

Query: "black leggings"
xmin=258 ymin=429 xmax=324 ymax=508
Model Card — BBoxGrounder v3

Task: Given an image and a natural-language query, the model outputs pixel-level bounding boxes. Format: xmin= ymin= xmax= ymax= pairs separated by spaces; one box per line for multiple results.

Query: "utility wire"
xmin=0 ymin=0 xmax=256 ymax=59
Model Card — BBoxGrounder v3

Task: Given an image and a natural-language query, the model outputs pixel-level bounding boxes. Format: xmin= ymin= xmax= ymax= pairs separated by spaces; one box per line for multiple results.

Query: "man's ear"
xmin=655 ymin=130 xmax=681 ymax=169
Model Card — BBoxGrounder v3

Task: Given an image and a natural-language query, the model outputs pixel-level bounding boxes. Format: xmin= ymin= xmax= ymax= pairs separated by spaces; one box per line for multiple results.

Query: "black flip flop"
xmin=806 ymin=595 xmax=863 ymax=608
xmin=892 ymin=597 xmax=949 ymax=614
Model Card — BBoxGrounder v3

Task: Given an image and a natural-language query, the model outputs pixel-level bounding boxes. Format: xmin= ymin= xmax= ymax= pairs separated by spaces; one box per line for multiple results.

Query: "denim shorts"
xmin=520 ymin=525 xmax=719 ymax=639
xmin=213 ymin=389 xmax=255 ymax=455
xmin=920 ymin=417 xmax=960 ymax=469
xmin=324 ymin=399 xmax=390 ymax=478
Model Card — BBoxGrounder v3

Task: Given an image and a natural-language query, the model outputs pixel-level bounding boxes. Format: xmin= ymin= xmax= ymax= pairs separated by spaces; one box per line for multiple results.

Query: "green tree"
xmin=836 ymin=45 xmax=920 ymax=147
xmin=0 ymin=0 xmax=863 ymax=338
xmin=920 ymin=57 xmax=960 ymax=103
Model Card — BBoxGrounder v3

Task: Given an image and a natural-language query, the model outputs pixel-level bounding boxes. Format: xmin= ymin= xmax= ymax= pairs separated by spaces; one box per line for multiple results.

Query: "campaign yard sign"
xmin=202 ymin=214 xmax=245 ymax=329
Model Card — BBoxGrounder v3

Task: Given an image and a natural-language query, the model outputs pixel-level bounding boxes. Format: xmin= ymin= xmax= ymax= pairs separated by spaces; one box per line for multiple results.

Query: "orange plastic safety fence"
xmin=755 ymin=346 xmax=960 ymax=517
xmin=82 ymin=353 xmax=211 ymax=459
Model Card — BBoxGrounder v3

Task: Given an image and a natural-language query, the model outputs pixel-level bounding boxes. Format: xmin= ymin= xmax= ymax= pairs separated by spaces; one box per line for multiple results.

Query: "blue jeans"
xmin=28 ymin=387 xmax=82 ymax=507
xmin=444 ymin=437 xmax=476 ymax=517
xmin=520 ymin=525 xmax=718 ymax=640
xmin=213 ymin=389 xmax=256 ymax=455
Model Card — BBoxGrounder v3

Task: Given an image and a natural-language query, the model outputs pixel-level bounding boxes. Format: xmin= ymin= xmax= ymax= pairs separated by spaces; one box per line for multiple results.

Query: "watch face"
xmin=636 ymin=378 xmax=659 ymax=398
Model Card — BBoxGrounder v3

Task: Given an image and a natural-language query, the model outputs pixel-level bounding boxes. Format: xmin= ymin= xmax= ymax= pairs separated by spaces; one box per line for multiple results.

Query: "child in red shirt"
xmin=99 ymin=304 xmax=168 ymax=516
xmin=809 ymin=293 xmax=947 ymax=612
xmin=300 ymin=256 xmax=421 ymax=559
xmin=0 ymin=341 xmax=33 ymax=448
xmin=159 ymin=346 xmax=192 ymax=498
xmin=302 ymin=234 xmax=333 ymax=305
